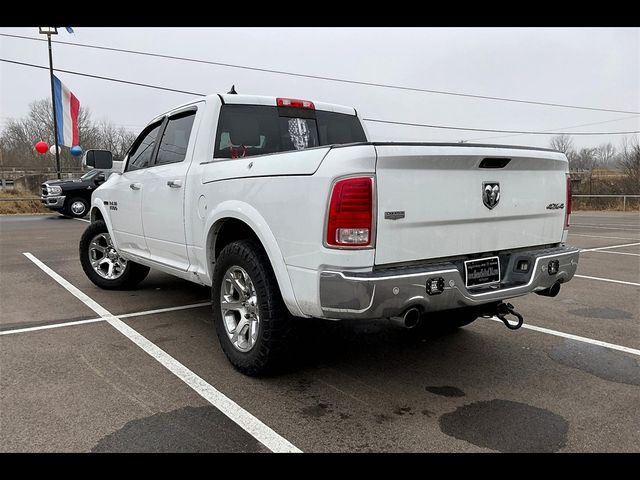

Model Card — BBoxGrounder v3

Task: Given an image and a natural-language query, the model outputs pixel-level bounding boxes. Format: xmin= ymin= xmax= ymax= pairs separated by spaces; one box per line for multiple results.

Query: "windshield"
xmin=214 ymin=105 xmax=366 ymax=159
xmin=80 ymin=170 xmax=99 ymax=181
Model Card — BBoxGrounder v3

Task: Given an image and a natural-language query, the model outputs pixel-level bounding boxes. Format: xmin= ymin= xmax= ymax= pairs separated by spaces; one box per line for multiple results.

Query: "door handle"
xmin=129 ymin=183 xmax=142 ymax=190
xmin=167 ymin=179 xmax=183 ymax=188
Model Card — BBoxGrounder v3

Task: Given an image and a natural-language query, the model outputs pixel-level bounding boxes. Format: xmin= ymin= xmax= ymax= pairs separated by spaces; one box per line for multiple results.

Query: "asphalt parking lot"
xmin=1 ymin=212 xmax=638 ymax=452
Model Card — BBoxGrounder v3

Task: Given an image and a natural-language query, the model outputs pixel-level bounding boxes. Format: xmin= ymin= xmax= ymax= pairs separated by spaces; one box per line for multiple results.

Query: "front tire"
xmin=79 ymin=220 xmax=150 ymax=290
xmin=65 ymin=197 xmax=89 ymax=218
xmin=211 ymin=239 xmax=291 ymax=376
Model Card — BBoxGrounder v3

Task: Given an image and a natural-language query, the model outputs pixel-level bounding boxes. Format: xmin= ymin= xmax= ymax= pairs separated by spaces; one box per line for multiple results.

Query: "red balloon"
xmin=35 ymin=141 xmax=49 ymax=154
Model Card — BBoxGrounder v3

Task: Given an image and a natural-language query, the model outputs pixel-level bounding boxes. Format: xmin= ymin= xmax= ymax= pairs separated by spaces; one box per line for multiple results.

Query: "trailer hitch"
xmin=478 ymin=302 xmax=524 ymax=330
xmin=495 ymin=302 xmax=524 ymax=330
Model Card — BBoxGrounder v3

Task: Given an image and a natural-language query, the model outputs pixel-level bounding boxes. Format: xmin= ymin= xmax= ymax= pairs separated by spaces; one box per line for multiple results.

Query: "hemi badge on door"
xmin=385 ymin=211 xmax=405 ymax=220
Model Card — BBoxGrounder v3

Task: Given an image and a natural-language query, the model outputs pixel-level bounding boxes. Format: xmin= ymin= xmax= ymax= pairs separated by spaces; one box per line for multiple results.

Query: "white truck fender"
xmin=203 ymin=200 xmax=307 ymax=318
xmin=89 ymin=195 xmax=119 ymax=248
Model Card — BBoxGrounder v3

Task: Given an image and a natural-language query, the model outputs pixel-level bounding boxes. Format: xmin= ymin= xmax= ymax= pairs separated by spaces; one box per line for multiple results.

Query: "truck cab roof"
xmin=151 ymin=93 xmax=358 ymax=125
xmin=218 ymin=94 xmax=357 ymax=116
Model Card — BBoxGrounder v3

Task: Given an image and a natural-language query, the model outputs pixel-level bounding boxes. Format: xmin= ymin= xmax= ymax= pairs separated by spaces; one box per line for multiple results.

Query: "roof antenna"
xmin=227 ymin=85 xmax=237 ymax=94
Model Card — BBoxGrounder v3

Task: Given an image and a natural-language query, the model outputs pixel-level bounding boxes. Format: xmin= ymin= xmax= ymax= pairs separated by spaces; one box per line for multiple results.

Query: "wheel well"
xmin=211 ymin=218 xmax=261 ymax=263
xmin=91 ymin=208 xmax=104 ymax=223
xmin=207 ymin=218 xmax=299 ymax=317
xmin=66 ymin=193 xmax=91 ymax=203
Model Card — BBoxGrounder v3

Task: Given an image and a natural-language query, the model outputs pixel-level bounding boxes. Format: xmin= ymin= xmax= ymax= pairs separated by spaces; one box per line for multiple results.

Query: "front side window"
xmin=155 ymin=110 xmax=197 ymax=166
xmin=126 ymin=122 xmax=162 ymax=171
xmin=213 ymin=105 xmax=365 ymax=159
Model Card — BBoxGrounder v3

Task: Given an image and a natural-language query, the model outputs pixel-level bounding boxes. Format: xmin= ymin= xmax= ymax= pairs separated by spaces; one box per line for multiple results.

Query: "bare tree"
xmin=549 ymin=134 xmax=578 ymax=169
xmin=93 ymin=121 xmax=137 ymax=160
xmin=1 ymin=99 xmax=94 ymax=170
xmin=550 ymin=134 xmax=575 ymax=155
xmin=573 ymin=147 xmax=599 ymax=173
xmin=594 ymin=142 xmax=616 ymax=168
xmin=618 ymin=136 xmax=640 ymax=193
xmin=0 ymin=98 xmax=136 ymax=171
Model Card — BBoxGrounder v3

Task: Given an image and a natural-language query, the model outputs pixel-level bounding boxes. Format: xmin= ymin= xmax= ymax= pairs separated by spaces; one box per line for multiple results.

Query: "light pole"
xmin=39 ymin=27 xmax=61 ymax=179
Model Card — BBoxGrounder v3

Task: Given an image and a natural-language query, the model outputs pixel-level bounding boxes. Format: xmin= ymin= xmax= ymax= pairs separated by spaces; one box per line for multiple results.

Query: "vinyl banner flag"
xmin=53 ymin=75 xmax=80 ymax=147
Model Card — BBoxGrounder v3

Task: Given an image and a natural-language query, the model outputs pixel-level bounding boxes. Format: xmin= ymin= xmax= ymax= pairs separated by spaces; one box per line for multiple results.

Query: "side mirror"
xmin=84 ymin=150 xmax=113 ymax=170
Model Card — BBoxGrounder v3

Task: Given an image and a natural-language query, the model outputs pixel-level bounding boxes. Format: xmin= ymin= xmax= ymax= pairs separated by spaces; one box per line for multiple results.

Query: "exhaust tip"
xmin=389 ymin=307 xmax=422 ymax=329
xmin=536 ymin=282 xmax=561 ymax=297
xmin=403 ymin=308 xmax=421 ymax=329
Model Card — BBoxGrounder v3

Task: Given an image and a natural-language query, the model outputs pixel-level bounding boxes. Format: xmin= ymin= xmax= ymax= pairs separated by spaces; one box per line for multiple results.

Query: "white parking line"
xmin=0 ymin=302 xmax=212 ymax=336
xmin=571 ymin=224 xmax=640 ymax=232
xmin=0 ymin=317 xmax=105 ymax=336
xmin=73 ymin=218 xmax=90 ymax=223
xmin=581 ymin=250 xmax=640 ymax=257
xmin=575 ymin=274 xmax=640 ymax=287
xmin=119 ymin=302 xmax=212 ymax=319
xmin=572 ymin=214 xmax=640 ymax=217
xmin=487 ymin=318 xmax=640 ymax=357
xmin=580 ymin=242 xmax=640 ymax=252
xmin=573 ymin=223 xmax=640 ymax=228
xmin=569 ymin=233 xmax=640 ymax=241
xmin=22 ymin=252 xmax=301 ymax=454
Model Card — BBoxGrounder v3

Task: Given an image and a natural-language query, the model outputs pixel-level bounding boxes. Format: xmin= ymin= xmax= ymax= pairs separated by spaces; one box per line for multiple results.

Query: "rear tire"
xmin=79 ymin=220 xmax=150 ymax=290
xmin=211 ymin=239 xmax=292 ymax=376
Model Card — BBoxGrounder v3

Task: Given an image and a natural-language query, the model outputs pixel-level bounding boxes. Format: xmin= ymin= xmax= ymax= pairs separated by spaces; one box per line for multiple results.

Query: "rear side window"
xmin=127 ymin=122 xmax=162 ymax=171
xmin=214 ymin=105 xmax=366 ymax=159
xmin=316 ymin=110 xmax=366 ymax=145
xmin=155 ymin=110 xmax=197 ymax=166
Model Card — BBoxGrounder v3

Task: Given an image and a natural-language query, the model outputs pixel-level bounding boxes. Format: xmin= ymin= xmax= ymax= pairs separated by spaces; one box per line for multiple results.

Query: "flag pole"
xmin=46 ymin=31 xmax=62 ymax=180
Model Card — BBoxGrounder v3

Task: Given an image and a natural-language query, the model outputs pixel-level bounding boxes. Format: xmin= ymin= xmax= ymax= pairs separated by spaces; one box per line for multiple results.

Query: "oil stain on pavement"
xmin=92 ymin=406 xmax=266 ymax=453
xmin=439 ymin=399 xmax=568 ymax=452
xmin=548 ymin=339 xmax=640 ymax=386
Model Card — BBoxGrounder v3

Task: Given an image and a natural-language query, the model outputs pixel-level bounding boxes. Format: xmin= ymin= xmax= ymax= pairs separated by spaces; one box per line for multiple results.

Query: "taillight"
xmin=565 ymin=174 xmax=572 ymax=229
xmin=326 ymin=177 xmax=374 ymax=248
xmin=276 ymin=97 xmax=315 ymax=109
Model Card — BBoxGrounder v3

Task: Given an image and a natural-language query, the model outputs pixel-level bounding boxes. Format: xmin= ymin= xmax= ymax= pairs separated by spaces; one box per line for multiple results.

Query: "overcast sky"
xmin=1 ymin=27 xmax=638 ymax=150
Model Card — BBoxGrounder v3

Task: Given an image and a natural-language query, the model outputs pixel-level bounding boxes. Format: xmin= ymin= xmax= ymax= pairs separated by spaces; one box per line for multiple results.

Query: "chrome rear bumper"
xmin=319 ymin=245 xmax=579 ymax=320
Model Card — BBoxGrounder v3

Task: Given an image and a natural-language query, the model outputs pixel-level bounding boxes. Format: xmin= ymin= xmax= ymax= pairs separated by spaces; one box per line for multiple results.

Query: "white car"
xmin=79 ymin=93 xmax=580 ymax=375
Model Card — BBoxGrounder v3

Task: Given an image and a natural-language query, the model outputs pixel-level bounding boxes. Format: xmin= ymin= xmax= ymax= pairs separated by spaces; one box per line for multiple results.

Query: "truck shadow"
xmin=267 ymin=319 xmax=575 ymax=453
xmin=277 ymin=318 xmax=476 ymax=374
xmin=45 ymin=215 xmax=85 ymax=220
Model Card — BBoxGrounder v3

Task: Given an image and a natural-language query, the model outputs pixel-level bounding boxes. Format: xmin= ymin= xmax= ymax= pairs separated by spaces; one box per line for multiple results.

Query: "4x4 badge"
xmin=483 ymin=182 xmax=500 ymax=209
xmin=384 ymin=211 xmax=405 ymax=220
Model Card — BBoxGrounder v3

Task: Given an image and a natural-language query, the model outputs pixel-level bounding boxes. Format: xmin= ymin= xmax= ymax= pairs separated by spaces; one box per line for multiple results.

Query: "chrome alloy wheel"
xmin=71 ymin=200 xmax=86 ymax=216
xmin=88 ymin=233 xmax=128 ymax=280
xmin=220 ymin=266 xmax=260 ymax=352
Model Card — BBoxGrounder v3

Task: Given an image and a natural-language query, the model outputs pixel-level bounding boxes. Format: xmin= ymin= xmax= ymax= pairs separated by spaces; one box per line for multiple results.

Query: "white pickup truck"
xmin=79 ymin=93 xmax=580 ymax=375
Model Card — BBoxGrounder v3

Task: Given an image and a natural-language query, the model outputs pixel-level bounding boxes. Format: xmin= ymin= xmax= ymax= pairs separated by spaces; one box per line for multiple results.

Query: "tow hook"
xmin=495 ymin=302 xmax=524 ymax=330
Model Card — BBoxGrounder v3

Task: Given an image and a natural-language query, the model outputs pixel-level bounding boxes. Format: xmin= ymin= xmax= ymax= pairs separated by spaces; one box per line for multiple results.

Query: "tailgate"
xmin=374 ymin=144 xmax=568 ymax=265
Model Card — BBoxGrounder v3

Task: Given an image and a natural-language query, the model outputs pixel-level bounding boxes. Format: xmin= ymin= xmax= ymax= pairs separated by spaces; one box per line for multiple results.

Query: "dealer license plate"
xmin=464 ymin=256 xmax=501 ymax=288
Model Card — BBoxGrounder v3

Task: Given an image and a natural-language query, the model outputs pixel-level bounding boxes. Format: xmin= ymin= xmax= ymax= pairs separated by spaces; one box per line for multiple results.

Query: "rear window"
xmin=214 ymin=105 xmax=366 ymax=159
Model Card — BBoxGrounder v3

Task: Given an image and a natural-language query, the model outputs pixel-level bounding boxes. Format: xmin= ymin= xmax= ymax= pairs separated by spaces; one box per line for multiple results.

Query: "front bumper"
xmin=319 ymin=245 xmax=580 ymax=320
xmin=41 ymin=195 xmax=65 ymax=210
